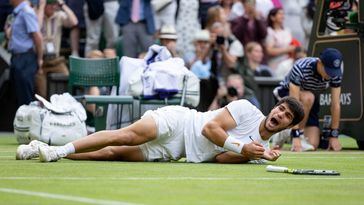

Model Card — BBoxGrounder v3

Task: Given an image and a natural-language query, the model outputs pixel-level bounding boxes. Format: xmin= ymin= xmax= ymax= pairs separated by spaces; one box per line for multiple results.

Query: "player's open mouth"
xmin=270 ymin=117 xmax=279 ymax=126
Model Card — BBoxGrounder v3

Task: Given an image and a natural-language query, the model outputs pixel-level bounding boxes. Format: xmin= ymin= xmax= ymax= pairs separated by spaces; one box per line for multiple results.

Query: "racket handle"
xmin=266 ymin=165 xmax=289 ymax=173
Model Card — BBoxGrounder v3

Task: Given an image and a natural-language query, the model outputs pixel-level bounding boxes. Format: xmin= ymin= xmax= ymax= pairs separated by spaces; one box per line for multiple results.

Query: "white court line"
xmin=283 ymin=156 xmax=364 ymax=159
xmin=0 ymin=188 xmax=140 ymax=205
xmin=0 ymin=176 xmax=363 ymax=181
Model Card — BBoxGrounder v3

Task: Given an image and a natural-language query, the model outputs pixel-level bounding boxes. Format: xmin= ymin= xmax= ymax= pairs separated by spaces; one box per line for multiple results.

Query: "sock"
xmin=56 ymin=143 xmax=75 ymax=157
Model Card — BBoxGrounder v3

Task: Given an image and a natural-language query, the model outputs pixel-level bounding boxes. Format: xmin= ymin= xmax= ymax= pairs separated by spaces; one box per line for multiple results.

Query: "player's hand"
xmin=242 ymin=141 xmax=265 ymax=160
xmin=263 ymin=146 xmax=281 ymax=161
xmin=328 ymin=137 xmax=342 ymax=151
xmin=291 ymin=138 xmax=302 ymax=152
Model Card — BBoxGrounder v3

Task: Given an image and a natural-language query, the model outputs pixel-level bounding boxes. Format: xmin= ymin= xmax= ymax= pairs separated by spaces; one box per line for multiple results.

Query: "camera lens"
xmin=227 ymin=87 xmax=238 ymax=97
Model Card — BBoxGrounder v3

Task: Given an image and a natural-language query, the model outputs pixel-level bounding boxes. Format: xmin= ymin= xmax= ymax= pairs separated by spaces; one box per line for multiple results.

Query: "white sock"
xmin=56 ymin=143 xmax=75 ymax=157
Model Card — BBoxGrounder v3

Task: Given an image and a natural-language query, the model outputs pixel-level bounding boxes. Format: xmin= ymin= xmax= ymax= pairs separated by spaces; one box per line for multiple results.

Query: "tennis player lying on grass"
xmin=16 ymin=96 xmax=304 ymax=163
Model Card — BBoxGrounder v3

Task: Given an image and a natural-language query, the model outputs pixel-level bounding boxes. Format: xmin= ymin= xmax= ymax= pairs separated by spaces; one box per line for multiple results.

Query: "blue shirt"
xmin=191 ymin=60 xmax=212 ymax=79
xmin=9 ymin=1 xmax=39 ymax=53
xmin=279 ymin=57 xmax=342 ymax=91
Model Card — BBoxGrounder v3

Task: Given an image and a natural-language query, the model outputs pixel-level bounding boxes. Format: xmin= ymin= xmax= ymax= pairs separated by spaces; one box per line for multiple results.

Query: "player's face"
xmin=265 ymin=103 xmax=294 ymax=132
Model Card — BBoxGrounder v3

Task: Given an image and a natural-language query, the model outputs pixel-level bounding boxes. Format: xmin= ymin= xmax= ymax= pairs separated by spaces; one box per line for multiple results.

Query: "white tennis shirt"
xmin=184 ymin=99 xmax=268 ymax=162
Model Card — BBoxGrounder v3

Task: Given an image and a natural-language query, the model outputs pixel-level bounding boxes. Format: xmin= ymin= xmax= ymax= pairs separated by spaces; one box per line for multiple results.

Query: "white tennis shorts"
xmin=139 ymin=106 xmax=190 ymax=162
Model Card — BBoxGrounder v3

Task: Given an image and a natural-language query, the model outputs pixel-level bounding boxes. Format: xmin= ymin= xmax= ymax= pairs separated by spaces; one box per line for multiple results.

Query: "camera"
xmin=216 ymin=36 xmax=225 ymax=45
xmin=227 ymin=87 xmax=238 ymax=97
xmin=218 ymin=87 xmax=238 ymax=107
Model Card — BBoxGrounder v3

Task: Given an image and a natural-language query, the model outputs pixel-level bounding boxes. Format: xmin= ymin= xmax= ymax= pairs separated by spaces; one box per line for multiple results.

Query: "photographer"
xmin=209 ymin=21 xmax=244 ymax=79
xmin=209 ymin=74 xmax=248 ymax=110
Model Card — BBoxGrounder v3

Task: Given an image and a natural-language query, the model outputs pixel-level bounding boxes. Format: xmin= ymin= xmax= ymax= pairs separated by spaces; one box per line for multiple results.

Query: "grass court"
xmin=0 ymin=133 xmax=363 ymax=205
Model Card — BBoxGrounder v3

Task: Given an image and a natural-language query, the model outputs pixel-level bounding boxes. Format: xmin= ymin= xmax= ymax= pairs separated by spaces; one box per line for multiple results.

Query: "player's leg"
xmin=305 ymin=97 xmax=321 ymax=149
xmin=298 ymin=91 xmax=315 ymax=130
xmin=38 ymin=116 xmax=157 ymax=162
xmin=71 ymin=115 xmax=157 ymax=153
xmin=305 ymin=126 xmax=320 ymax=148
xmin=66 ymin=146 xmax=144 ymax=161
xmin=289 ymin=90 xmax=315 ymax=151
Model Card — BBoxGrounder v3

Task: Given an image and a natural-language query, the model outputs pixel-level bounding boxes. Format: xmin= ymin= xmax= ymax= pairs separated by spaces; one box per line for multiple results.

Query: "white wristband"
xmin=223 ymin=136 xmax=245 ymax=154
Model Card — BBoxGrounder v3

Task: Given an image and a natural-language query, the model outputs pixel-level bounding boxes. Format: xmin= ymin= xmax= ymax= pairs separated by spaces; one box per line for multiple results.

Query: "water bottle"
xmin=320 ymin=115 xmax=331 ymax=149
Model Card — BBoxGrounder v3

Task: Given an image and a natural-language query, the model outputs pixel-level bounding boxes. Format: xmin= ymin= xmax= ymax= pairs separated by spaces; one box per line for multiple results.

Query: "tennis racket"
xmin=266 ymin=165 xmax=340 ymax=176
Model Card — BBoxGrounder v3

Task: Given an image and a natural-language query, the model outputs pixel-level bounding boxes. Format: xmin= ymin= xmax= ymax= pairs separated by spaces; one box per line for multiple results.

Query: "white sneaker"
xmin=16 ymin=140 xmax=48 ymax=160
xmin=300 ymin=135 xmax=315 ymax=151
xmin=39 ymin=146 xmax=61 ymax=162
xmin=271 ymin=128 xmax=291 ymax=148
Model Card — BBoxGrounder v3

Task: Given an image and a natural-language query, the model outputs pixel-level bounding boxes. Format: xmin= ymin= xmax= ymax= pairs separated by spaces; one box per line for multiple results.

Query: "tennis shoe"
xmin=16 ymin=140 xmax=48 ymax=160
xmin=271 ymin=128 xmax=291 ymax=148
xmin=39 ymin=146 xmax=62 ymax=162
xmin=300 ymin=135 xmax=315 ymax=151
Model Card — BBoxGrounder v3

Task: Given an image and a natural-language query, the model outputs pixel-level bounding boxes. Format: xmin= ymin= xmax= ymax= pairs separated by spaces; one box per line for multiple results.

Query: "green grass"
xmin=0 ymin=134 xmax=363 ymax=205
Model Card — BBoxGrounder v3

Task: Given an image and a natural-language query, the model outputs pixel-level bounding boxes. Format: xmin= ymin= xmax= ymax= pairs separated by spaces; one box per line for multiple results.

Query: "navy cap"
xmin=319 ymin=48 xmax=343 ymax=78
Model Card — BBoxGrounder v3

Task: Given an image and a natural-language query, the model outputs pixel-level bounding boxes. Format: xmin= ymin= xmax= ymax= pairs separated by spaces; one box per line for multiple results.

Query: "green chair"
xmin=68 ymin=56 xmax=134 ymax=131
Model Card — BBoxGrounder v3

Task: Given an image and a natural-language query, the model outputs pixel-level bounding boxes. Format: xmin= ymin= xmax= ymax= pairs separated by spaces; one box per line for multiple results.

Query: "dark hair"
xmin=267 ymin=7 xmax=283 ymax=28
xmin=275 ymin=96 xmax=304 ymax=126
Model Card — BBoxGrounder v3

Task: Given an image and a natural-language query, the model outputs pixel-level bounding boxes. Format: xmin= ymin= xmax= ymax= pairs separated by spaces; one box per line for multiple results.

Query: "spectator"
xmin=116 ymin=0 xmax=155 ymax=58
xmin=265 ymin=7 xmax=296 ymax=72
xmin=151 ymin=0 xmax=177 ymax=31
xmin=243 ymin=41 xmax=273 ymax=77
xmin=199 ymin=0 xmax=219 ymax=29
xmin=280 ymin=0 xmax=308 ymax=49
xmin=230 ymin=0 xmax=267 ymax=48
xmin=35 ymin=0 xmax=77 ymax=98
xmin=219 ymin=0 xmax=235 ymax=21
xmin=208 ymin=21 xmax=244 ymax=79
xmin=84 ymin=0 xmax=119 ymax=56
xmin=7 ymin=0 xmax=43 ymax=107
xmin=301 ymin=0 xmax=314 ymax=50
xmin=66 ymin=0 xmax=85 ymax=57
xmin=186 ymin=29 xmax=219 ymax=112
xmin=272 ymin=48 xmax=343 ymax=151
xmin=230 ymin=0 xmax=274 ymax=20
xmin=209 ymin=74 xmax=246 ymax=110
xmin=275 ymin=46 xmax=306 ymax=79
xmin=204 ymin=5 xmax=244 ymax=78
xmin=176 ymin=0 xmax=200 ymax=59
xmin=188 ymin=30 xmax=212 ymax=79
xmin=158 ymin=25 xmax=179 ymax=57
xmin=205 ymin=5 xmax=230 ymax=38
xmin=234 ymin=44 xmax=263 ymax=109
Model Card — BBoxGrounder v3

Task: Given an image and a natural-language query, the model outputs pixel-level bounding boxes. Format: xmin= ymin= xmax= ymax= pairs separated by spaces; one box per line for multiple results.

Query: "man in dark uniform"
xmin=272 ymin=48 xmax=343 ymax=151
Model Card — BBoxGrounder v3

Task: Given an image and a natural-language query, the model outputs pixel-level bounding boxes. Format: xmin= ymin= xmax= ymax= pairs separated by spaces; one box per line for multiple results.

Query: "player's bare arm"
xmin=202 ymin=108 xmax=265 ymax=160
xmin=329 ymin=86 xmax=342 ymax=151
xmin=214 ymin=151 xmax=250 ymax=164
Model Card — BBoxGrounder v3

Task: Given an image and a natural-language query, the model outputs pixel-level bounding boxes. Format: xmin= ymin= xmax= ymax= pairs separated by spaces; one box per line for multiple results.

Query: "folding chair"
xmin=68 ymin=56 xmax=134 ymax=131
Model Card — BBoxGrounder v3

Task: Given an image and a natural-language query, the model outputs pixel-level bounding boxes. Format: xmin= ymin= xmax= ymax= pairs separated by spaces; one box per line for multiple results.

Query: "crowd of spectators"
xmin=0 ymin=0 xmax=320 ymax=111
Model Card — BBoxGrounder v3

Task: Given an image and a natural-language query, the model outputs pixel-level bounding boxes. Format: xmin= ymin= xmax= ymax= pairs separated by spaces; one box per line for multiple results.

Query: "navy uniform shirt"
xmin=279 ymin=57 xmax=342 ymax=91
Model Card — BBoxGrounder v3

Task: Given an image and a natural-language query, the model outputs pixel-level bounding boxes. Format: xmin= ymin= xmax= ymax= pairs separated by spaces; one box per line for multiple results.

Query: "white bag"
xmin=14 ymin=93 xmax=87 ymax=145
xmin=13 ymin=102 xmax=42 ymax=144
xmin=29 ymin=109 xmax=87 ymax=145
